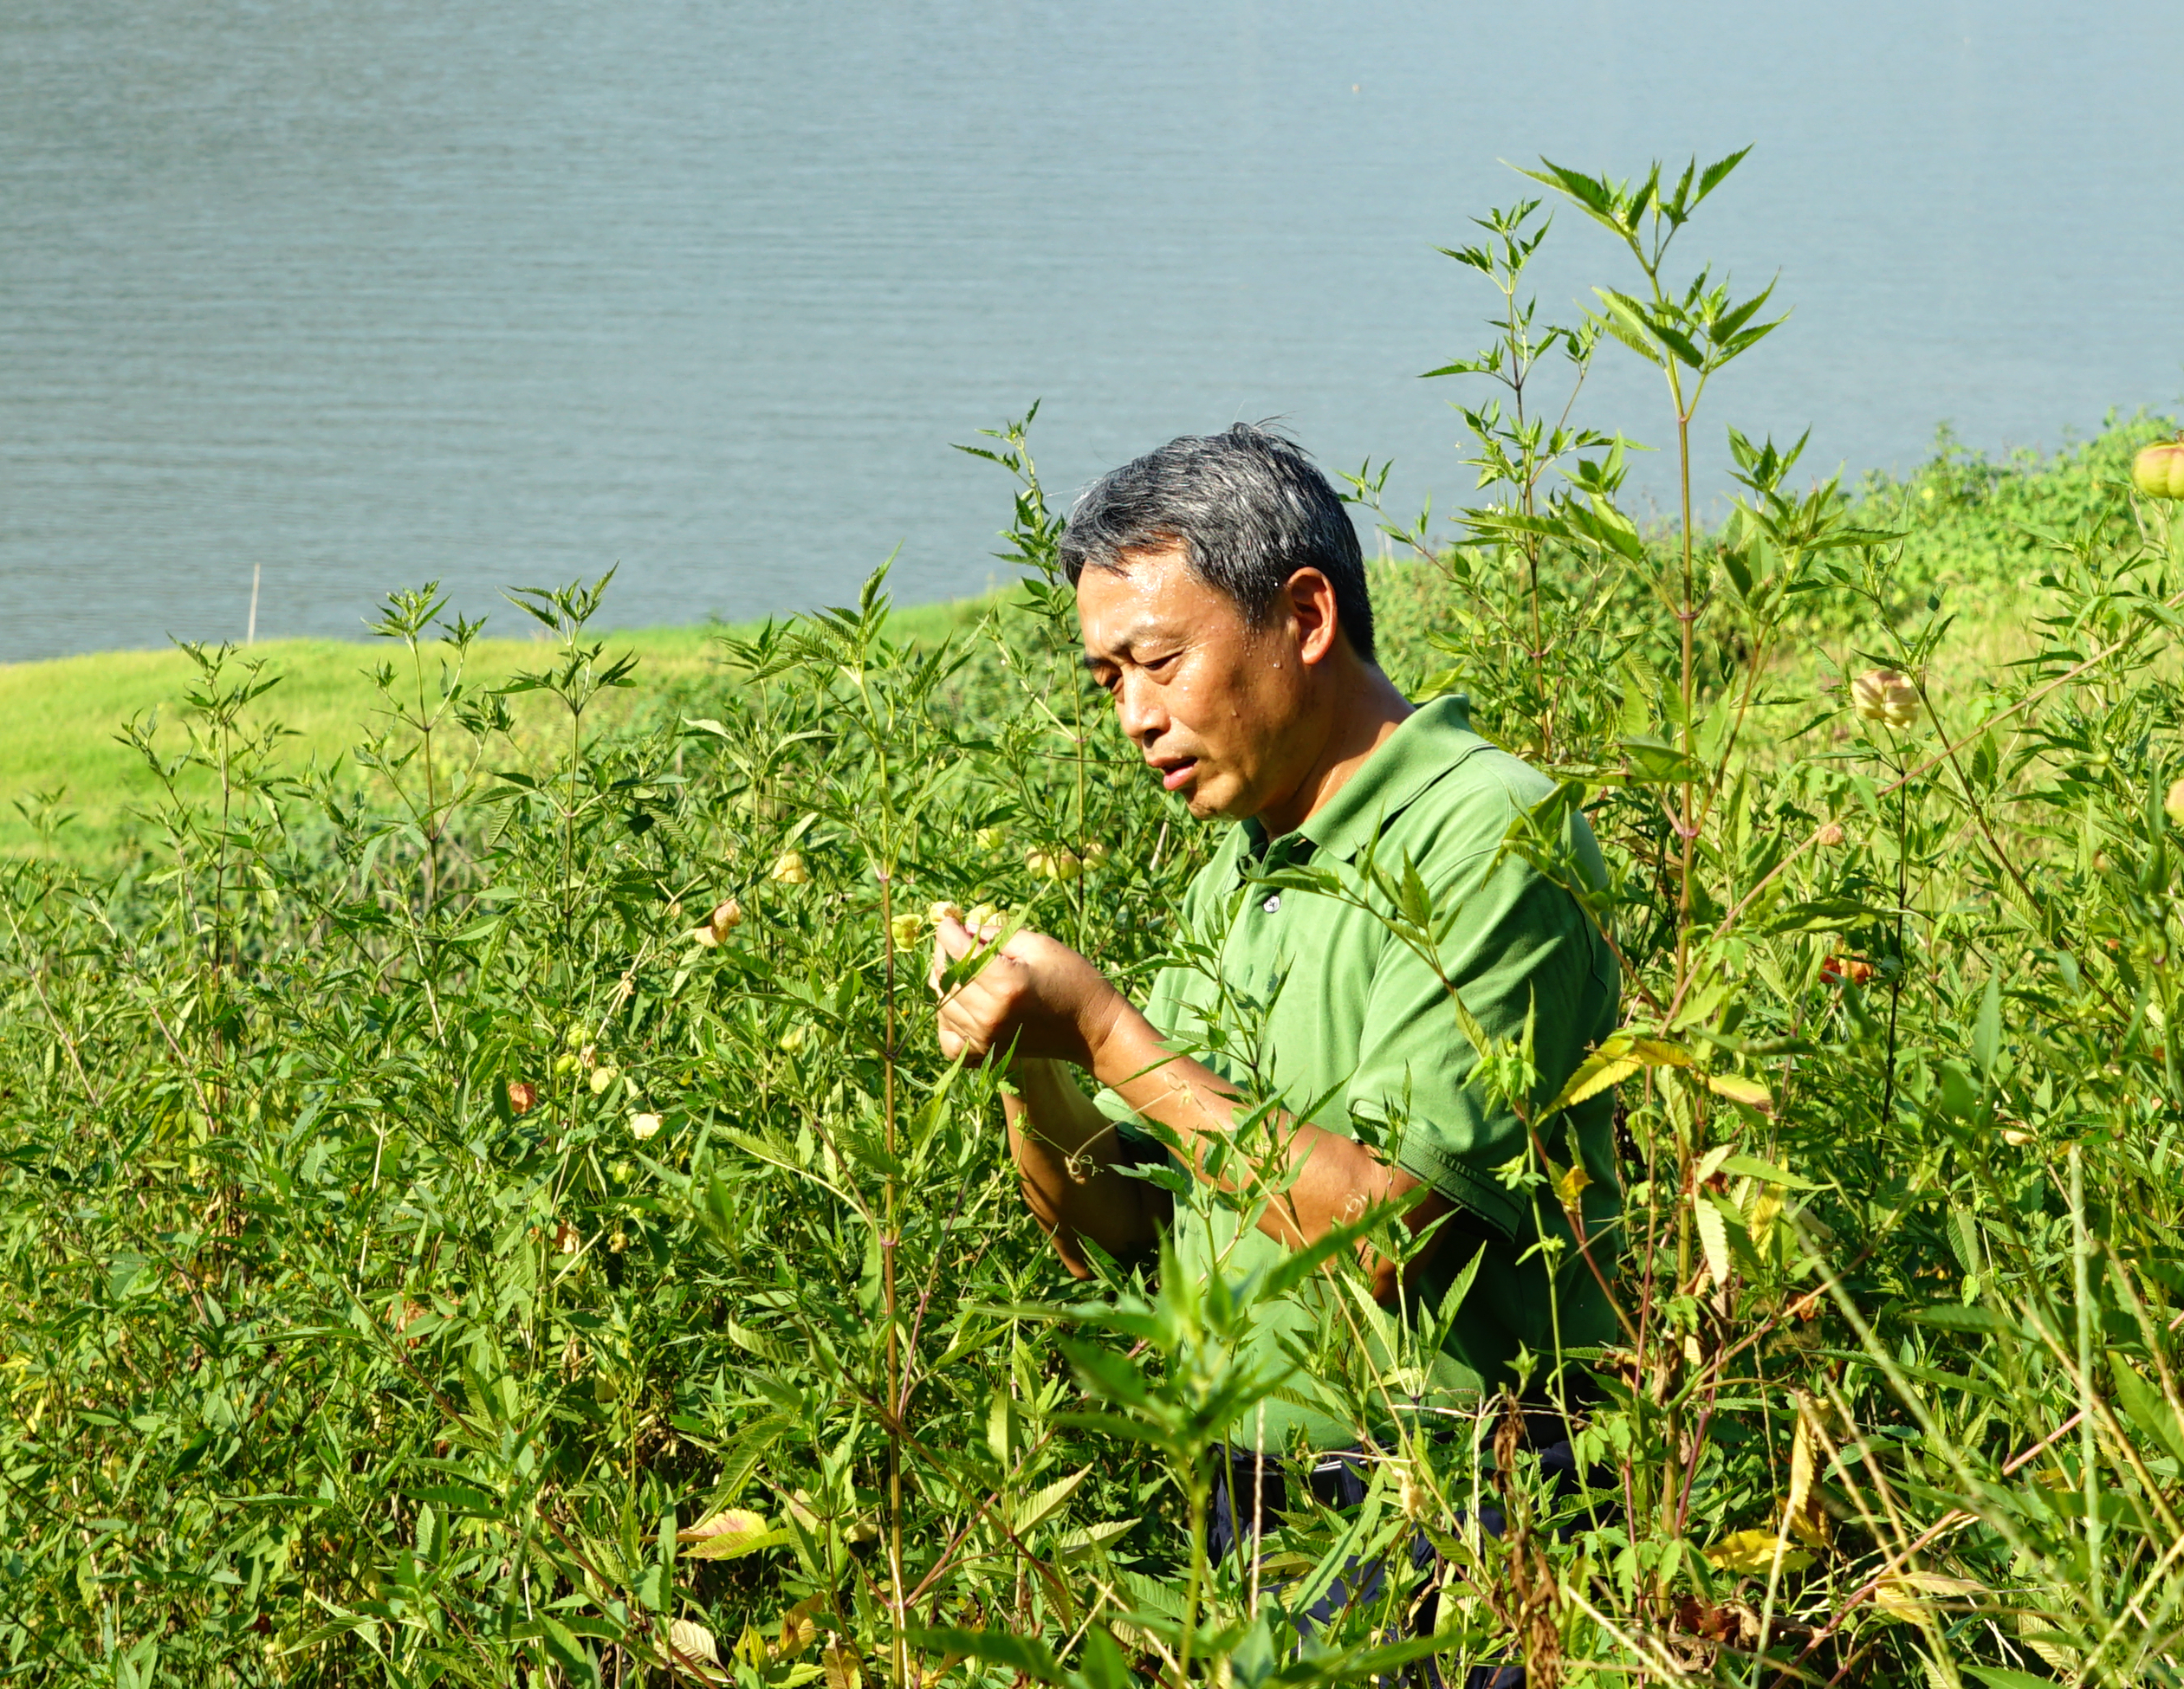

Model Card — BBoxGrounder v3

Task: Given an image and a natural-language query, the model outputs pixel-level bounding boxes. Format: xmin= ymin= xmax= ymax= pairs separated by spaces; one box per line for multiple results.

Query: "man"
xmin=929 ymin=424 xmax=1620 ymax=1486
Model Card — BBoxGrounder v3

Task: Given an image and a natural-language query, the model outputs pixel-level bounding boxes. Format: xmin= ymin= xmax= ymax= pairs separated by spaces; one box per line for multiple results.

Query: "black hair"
xmin=1057 ymin=423 xmax=1375 ymax=662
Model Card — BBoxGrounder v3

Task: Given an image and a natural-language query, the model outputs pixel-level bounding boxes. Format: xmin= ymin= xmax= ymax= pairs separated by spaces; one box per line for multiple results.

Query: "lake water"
xmin=3 ymin=0 xmax=2180 ymax=663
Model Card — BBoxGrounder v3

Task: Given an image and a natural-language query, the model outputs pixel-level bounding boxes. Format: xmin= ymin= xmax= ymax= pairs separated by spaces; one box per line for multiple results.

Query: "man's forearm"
xmin=1081 ymin=1003 xmax=1449 ymax=1294
xmin=1004 ymin=1058 xmax=1163 ymax=1278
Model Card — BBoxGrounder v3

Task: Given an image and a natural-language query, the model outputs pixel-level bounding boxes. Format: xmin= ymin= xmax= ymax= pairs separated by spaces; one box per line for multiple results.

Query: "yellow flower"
xmin=1850 ymin=669 xmax=1919 ymax=729
xmin=629 ymin=1111 xmax=662 ymax=1141
xmin=769 ymin=851 xmax=809 ymax=885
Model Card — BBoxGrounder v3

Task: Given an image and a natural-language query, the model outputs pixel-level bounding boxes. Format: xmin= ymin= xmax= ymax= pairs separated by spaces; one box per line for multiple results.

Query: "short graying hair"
xmin=1058 ymin=423 xmax=1375 ymax=663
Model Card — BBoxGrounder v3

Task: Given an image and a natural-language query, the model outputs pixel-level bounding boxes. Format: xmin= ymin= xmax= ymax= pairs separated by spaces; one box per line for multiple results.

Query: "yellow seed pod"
xmin=1850 ymin=669 xmax=1919 ymax=729
xmin=965 ymin=902 xmax=1004 ymax=935
xmin=769 ymin=851 xmax=809 ymax=885
xmin=688 ymin=924 xmax=721 ymax=949
xmin=2166 ymin=780 xmax=2184 ymax=830
xmin=888 ymin=912 xmax=922 ymax=949
xmin=589 ymin=1064 xmax=619 ymax=1096
xmin=779 ymin=1023 xmax=811 ymax=1054
xmin=554 ymin=1052 xmax=578 ymax=1076
xmin=2132 ymin=434 xmax=2184 ymax=500
xmin=710 ymin=897 xmax=743 ymax=935
xmin=928 ymin=900 xmax=966 ymax=924
xmin=629 ymin=1111 xmax=662 ymax=1141
xmin=974 ymin=825 xmax=1007 ymax=851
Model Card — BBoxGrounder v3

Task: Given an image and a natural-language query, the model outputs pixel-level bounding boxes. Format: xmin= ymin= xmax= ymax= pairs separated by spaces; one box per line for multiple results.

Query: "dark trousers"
xmin=1206 ymin=1435 xmax=1591 ymax=1689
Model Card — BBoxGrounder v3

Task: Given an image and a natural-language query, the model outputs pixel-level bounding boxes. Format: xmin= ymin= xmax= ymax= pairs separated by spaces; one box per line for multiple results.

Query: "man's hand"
xmin=928 ymin=915 xmax=1127 ymax=1071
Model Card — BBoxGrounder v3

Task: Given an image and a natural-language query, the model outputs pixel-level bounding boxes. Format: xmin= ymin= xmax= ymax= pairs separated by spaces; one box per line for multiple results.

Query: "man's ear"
xmin=1285 ymin=568 xmax=1344 ymax=666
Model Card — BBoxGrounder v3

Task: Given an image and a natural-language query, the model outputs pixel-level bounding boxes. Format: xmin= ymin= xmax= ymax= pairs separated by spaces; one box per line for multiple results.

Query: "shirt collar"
xmin=1235 ymin=693 xmax=1490 ymax=871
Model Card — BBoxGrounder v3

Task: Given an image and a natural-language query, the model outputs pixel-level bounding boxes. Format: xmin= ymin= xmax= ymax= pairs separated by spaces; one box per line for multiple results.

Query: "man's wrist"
xmin=1074 ymin=980 xmax=1135 ymax=1079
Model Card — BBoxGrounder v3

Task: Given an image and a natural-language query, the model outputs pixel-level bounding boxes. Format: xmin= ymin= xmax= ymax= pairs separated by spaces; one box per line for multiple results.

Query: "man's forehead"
xmin=1076 ymin=549 xmax=1221 ymax=653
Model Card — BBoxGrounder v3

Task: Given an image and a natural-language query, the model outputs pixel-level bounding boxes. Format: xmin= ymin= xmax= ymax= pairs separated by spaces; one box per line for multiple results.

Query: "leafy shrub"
xmin=5 ymin=153 xmax=2184 ymax=1686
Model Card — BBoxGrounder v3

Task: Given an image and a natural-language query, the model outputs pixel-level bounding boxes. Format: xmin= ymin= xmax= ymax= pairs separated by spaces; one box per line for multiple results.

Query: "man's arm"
xmin=935 ymin=917 xmax=1452 ymax=1301
xmin=1001 ymin=1058 xmax=1166 ymax=1278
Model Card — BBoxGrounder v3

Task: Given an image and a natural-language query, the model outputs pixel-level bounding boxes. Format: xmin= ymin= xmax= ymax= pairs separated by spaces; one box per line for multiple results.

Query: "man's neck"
xmin=1254 ymin=663 xmax=1414 ymax=839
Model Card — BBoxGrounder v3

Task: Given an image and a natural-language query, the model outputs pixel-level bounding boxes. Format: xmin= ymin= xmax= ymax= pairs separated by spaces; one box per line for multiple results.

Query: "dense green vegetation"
xmin=5 ymin=154 xmax=2184 ymax=1686
xmin=0 ymin=604 xmax=987 ymax=861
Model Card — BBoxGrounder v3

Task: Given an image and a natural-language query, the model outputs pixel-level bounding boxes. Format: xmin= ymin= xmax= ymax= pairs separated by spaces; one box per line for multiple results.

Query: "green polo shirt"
xmin=1094 ymin=695 xmax=1621 ymax=1453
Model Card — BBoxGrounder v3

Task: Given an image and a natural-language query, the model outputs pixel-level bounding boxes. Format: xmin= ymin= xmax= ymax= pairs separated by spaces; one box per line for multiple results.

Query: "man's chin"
xmin=1181 ymin=780 xmax=1247 ymax=822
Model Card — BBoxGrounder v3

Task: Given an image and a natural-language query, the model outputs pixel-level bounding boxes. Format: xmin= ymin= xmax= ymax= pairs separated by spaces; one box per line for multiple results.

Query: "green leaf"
xmin=912 ymin=1629 xmax=1064 ymax=1685
xmin=2107 ymin=1356 xmax=2184 ymax=1465
xmin=1716 ymin=1153 xmax=1819 ymax=1189
xmin=1973 ymin=972 xmax=2004 ymax=1077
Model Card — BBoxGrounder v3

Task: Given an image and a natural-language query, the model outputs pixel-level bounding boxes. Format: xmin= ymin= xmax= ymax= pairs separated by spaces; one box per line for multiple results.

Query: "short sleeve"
xmin=1344 ymin=813 xmax=1617 ymax=1239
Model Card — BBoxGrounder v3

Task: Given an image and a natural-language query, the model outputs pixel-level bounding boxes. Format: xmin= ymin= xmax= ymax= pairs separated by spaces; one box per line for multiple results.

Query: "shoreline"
xmin=0 ymin=595 xmax=999 ymax=858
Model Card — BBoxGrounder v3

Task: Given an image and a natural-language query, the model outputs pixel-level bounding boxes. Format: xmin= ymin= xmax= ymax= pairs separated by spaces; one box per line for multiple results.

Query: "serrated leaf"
xmin=1545 ymin=1053 xmax=1642 ymax=1116
xmin=1009 ymin=1466 xmax=1088 ymax=1534
xmin=669 ymin=1618 xmax=720 ymax=1666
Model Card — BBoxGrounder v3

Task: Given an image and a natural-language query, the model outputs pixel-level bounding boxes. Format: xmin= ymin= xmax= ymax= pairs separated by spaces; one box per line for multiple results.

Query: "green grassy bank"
xmin=2 ymin=411 xmax=2168 ymax=863
xmin=0 ymin=599 xmax=984 ymax=858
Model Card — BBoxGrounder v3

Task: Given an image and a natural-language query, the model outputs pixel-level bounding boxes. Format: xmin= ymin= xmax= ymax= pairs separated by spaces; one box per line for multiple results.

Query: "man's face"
xmin=1077 ymin=543 xmax=1313 ymax=823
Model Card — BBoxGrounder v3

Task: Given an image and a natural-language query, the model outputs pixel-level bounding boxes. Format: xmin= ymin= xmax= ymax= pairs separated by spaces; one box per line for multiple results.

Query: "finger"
xmin=936 ymin=1009 xmax=988 ymax=1065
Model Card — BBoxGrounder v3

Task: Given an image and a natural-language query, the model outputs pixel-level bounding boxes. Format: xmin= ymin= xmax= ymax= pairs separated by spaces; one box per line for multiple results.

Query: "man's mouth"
xmin=1154 ymin=758 xmax=1198 ymax=793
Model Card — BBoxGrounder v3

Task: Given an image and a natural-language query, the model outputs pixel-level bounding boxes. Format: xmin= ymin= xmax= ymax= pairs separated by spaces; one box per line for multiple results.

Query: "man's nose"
xmin=1112 ymin=671 xmax=1167 ymax=747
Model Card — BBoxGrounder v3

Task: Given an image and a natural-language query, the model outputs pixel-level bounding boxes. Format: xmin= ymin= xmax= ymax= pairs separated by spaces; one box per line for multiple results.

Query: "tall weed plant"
xmin=5 ymin=152 xmax=2184 ymax=1686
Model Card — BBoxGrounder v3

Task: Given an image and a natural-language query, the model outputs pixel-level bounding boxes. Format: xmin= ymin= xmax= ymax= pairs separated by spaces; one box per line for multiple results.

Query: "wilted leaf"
xmin=1875 ymin=1570 xmax=1985 ymax=1622
xmin=1706 ymin=1072 xmax=1773 ymax=1111
xmin=1694 ymin=1198 xmax=1734 ymax=1291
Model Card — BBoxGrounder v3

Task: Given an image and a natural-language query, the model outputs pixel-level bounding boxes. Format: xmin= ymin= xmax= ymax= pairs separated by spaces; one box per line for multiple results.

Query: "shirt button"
xmin=1261 ymin=894 xmax=1281 ymax=914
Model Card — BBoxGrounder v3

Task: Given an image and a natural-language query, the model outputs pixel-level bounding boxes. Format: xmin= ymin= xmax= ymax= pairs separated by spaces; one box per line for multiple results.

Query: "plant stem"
xmin=880 ymin=866 xmax=908 ymax=1689
xmin=1176 ymin=1468 xmax=1208 ymax=1686
xmin=2072 ymin=1145 xmax=2103 ymax=1620
xmin=1879 ymin=776 xmax=1909 ymax=1127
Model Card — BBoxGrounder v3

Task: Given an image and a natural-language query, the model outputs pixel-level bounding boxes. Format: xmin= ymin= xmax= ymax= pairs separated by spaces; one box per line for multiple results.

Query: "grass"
xmin=3 ymin=414 xmax=2170 ymax=862
xmin=0 ymin=598 xmax=989 ymax=859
